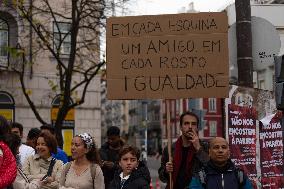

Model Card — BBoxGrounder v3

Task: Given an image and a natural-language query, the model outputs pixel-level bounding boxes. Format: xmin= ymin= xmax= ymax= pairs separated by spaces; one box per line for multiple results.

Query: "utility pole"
xmin=142 ymin=100 xmax=148 ymax=161
xmin=235 ymin=0 xmax=253 ymax=87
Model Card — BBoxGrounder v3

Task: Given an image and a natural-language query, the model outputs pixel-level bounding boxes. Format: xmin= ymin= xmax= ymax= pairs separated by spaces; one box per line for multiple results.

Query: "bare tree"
xmin=5 ymin=0 xmax=108 ymax=146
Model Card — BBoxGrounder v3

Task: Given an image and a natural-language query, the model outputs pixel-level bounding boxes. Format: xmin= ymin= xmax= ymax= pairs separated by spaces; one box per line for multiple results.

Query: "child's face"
xmin=119 ymin=152 xmax=138 ymax=176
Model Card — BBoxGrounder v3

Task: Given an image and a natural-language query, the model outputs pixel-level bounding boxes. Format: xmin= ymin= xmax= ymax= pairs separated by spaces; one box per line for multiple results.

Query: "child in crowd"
xmin=108 ymin=145 xmax=151 ymax=189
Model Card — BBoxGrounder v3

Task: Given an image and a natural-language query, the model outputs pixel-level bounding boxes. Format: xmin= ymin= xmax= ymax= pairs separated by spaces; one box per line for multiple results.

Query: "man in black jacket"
xmin=100 ymin=126 xmax=125 ymax=188
xmin=188 ymin=137 xmax=253 ymax=189
xmin=158 ymin=111 xmax=209 ymax=189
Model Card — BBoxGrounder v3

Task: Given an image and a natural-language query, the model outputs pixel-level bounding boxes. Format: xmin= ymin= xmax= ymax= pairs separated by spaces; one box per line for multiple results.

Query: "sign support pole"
xmin=166 ymin=100 xmax=173 ymax=189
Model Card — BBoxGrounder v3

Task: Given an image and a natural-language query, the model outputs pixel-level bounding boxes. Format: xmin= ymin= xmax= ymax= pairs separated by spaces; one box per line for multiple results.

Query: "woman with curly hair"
xmin=59 ymin=133 xmax=104 ymax=189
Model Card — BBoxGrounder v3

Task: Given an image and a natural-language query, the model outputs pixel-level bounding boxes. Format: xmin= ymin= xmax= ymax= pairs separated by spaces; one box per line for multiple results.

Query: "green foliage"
xmin=48 ymin=80 xmax=58 ymax=92
xmin=5 ymin=46 xmax=24 ymax=58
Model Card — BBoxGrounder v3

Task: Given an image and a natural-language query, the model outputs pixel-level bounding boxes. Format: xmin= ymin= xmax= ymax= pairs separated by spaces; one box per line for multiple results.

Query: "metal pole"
xmin=145 ymin=102 xmax=148 ymax=161
xmin=142 ymin=101 xmax=148 ymax=161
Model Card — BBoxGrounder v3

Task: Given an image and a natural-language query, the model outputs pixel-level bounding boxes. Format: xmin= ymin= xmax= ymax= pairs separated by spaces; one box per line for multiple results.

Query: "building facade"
xmin=0 ymin=1 xmax=102 ymax=147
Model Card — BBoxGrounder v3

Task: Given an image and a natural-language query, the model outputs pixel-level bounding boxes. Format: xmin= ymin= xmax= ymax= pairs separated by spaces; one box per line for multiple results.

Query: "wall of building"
xmin=0 ymin=1 xmax=102 ymax=146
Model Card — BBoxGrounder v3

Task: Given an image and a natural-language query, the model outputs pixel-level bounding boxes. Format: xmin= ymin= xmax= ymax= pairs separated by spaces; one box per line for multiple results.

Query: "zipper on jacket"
xmin=221 ymin=174 xmax=224 ymax=189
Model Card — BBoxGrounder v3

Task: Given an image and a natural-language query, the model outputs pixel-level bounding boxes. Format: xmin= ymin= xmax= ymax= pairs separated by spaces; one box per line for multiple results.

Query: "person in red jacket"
xmin=0 ymin=115 xmax=17 ymax=188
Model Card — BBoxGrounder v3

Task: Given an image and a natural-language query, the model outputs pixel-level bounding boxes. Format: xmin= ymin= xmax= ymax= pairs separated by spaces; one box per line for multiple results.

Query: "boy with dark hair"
xmin=40 ymin=124 xmax=68 ymax=163
xmin=11 ymin=122 xmax=35 ymax=166
xmin=109 ymin=145 xmax=150 ymax=189
xmin=100 ymin=126 xmax=124 ymax=188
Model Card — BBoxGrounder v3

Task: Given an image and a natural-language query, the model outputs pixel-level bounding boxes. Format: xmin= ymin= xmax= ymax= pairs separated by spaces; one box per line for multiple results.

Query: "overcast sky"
xmin=128 ymin=0 xmax=235 ymax=15
xmin=101 ymin=0 xmax=235 ymax=57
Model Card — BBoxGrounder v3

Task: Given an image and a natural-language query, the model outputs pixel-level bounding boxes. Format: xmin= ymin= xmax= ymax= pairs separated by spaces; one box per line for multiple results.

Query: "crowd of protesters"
xmin=0 ymin=112 xmax=253 ymax=189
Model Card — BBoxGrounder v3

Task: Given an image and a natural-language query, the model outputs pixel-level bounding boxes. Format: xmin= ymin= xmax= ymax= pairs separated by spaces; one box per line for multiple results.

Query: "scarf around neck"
xmin=172 ymin=136 xmax=195 ymax=187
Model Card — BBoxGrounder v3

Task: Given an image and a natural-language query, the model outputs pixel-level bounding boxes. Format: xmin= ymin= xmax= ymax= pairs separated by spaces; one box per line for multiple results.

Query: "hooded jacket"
xmin=108 ymin=161 xmax=151 ymax=189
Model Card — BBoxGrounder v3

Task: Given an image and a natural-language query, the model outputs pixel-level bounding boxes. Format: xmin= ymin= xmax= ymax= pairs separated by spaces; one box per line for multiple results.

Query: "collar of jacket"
xmin=206 ymin=159 xmax=236 ymax=174
xmin=33 ymin=154 xmax=53 ymax=161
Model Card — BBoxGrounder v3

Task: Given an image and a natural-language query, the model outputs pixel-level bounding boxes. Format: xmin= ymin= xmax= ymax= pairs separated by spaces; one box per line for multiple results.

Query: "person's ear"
xmin=208 ymin=148 xmax=212 ymax=158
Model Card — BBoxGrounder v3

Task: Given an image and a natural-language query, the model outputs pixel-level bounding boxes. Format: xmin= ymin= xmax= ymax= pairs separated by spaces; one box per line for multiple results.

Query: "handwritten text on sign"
xmin=106 ymin=13 xmax=229 ymax=99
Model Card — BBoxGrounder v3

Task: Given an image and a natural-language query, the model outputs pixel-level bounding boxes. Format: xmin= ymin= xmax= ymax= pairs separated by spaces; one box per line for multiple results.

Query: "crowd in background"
xmin=0 ymin=112 xmax=253 ymax=189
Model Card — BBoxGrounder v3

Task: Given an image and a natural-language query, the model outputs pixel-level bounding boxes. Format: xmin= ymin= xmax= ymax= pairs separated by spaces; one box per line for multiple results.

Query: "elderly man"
xmin=189 ymin=137 xmax=253 ymax=189
xmin=158 ymin=112 xmax=209 ymax=189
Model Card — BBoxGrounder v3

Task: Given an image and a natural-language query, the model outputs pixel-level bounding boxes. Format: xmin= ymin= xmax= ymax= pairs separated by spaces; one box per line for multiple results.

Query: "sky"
xmin=128 ymin=0 xmax=235 ymax=15
xmin=101 ymin=0 xmax=235 ymax=57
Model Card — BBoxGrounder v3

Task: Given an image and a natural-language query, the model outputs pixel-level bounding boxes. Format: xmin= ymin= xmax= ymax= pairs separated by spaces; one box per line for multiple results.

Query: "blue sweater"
xmin=52 ymin=147 xmax=68 ymax=164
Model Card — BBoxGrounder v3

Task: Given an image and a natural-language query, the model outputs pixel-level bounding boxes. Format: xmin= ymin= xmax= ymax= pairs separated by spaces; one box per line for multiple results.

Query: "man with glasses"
xmin=158 ymin=112 xmax=209 ymax=189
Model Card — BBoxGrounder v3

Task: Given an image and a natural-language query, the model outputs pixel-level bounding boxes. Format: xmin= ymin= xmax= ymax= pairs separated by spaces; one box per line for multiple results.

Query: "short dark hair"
xmin=27 ymin=128 xmax=41 ymax=140
xmin=11 ymin=122 xmax=23 ymax=135
xmin=40 ymin=124 xmax=55 ymax=135
xmin=38 ymin=132 xmax=58 ymax=154
xmin=179 ymin=111 xmax=199 ymax=127
xmin=0 ymin=115 xmax=10 ymax=137
xmin=107 ymin=126 xmax=120 ymax=137
xmin=119 ymin=145 xmax=140 ymax=160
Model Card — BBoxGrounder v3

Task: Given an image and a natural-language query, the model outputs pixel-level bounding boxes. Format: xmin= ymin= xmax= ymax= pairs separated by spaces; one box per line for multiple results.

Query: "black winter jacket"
xmin=100 ymin=141 xmax=124 ymax=188
xmin=158 ymin=139 xmax=209 ymax=189
xmin=189 ymin=160 xmax=253 ymax=189
xmin=108 ymin=161 xmax=151 ymax=189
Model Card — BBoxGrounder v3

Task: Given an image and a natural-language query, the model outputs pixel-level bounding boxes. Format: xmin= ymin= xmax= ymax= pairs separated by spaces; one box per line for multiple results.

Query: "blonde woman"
xmin=23 ymin=132 xmax=63 ymax=189
xmin=59 ymin=133 xmax=104 ymax=189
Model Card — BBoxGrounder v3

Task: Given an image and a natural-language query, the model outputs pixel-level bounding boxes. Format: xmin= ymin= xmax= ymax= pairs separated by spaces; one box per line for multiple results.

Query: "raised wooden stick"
xmin=166 ymin=100 xmax=173 ymax=189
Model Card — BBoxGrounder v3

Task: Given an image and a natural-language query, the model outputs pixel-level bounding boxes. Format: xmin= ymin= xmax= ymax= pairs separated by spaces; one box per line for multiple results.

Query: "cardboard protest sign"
xmin=259 ymin=112 xmax=284 ymax=189
xmin=228 ymin=104 xmax=257 ymax=178
xmin=106 ymin=12 xmax=229 ymax=99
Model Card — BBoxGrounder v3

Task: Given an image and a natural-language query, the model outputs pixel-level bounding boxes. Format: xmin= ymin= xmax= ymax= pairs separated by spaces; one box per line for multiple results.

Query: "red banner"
xmin=261 ymin=177 xmax=284 ymax=189
xmin=228 ymin=104 xmax=257 ymax=178
xmin=259 ymin=112 xmax=284 ymax=188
